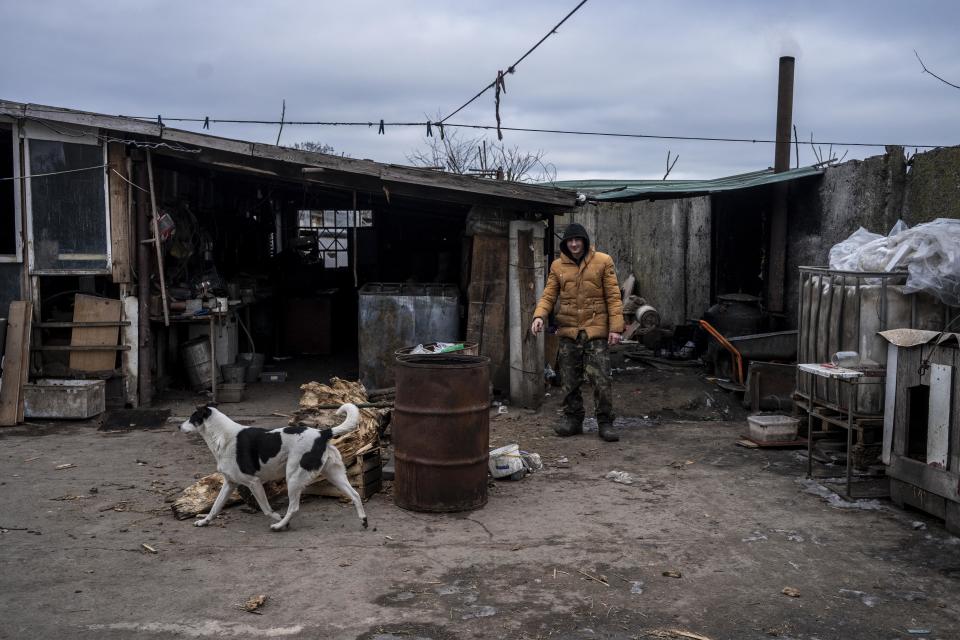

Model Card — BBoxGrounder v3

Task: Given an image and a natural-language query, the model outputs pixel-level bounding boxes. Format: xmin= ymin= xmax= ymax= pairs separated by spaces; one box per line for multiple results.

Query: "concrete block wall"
xmin=903 ymin=146 xmax=960 ymax=224
xmin=558 ymin=196 xmax=710 ymax=327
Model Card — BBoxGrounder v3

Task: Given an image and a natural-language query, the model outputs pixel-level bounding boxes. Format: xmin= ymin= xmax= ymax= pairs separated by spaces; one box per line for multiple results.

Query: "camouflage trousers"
xmin=559 ymin=331 xmax=614 ymax=425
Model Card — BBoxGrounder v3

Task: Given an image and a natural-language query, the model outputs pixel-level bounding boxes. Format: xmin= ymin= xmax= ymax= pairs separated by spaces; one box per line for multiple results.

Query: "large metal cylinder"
xmin=392 ymin=354 xmax=491 ymax=512
xmin=181 ymin=336 xmax=216 ymax=391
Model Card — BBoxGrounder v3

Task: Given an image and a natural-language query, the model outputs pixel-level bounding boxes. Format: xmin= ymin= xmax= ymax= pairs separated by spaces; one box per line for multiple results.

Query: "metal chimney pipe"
xmin=766 ymin=56 xmax=795 ymax=314
xmin=774 ymin=56 xmax=795 ymax=173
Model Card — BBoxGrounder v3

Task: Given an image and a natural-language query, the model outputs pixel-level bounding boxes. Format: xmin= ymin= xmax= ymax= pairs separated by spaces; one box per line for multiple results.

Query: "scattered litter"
xmin=23 ymin=456 xmax=40 ymax=462
xmin=781 ymin=587 xmax=801 ymax=598
xmin=605 ymin=470 xmax=634 ymax=485
xmin=912 ymin=521 xmax=927 ymax=530
xmin=630 ymin=580 xmax=645 ymax=595
xmin=489 ymin=444 xmax=525 ymax=479
xmin=140 ymin=543 xmax=158 ymax=554
xmin=742 ymin=531 xmax=767 ymax=543
xmin=240 ymin=594 xmax=267 ymax=614
xmin=521 ymin=451 xmax=543 ymax=471
xmin=383 ymin=535 xmax=394 ymax=541
xmin=497 ymin=405 xmax=508 ymax=415
xmin=409 ymin=342 xmax=466 ymax=355
xmin=861 ymin=595 xmax=880 ymax=607
xmin=662 ymin=570 xmax=682 ymax=579
xmin=460 ymin=605 xmax=497 ymax=620
xmin=906 ymin=630 xmax=932 ymax=636
xmin=556 ymin=457 xmax=569 ymax=465
xmin=577 ymin=568 xmax=610 ymax=587
xmin=50 ymin=494 xmax=91 ymax=501
xmin=773 ymin=529 xmax=805 ymax=543
xmin=645 ymin=629 xmax=713 ymax=640
xmin=669 ymin=460 xmax=695 ymax=469
xmin=54 ymin=464 xmax=76 ymax=471
xmin=797 ymin=479 xmax=885 ymax=511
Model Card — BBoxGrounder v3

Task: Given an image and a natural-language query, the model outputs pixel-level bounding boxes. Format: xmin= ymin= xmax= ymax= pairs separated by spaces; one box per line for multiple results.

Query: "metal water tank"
xmin=358 ymin=283 xmax=460 ymax=390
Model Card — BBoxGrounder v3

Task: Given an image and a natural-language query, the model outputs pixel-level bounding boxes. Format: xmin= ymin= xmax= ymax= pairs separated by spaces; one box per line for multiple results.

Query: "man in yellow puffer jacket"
xmin=531 ymin=223 xmax=625 ymax=441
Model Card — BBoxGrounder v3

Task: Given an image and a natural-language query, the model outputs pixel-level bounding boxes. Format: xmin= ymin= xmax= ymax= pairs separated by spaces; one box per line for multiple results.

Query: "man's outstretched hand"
xmin=608 ymin=332 xmax=622 ymax=346
xmin=531 ymin=317 xmax=544 ymax=336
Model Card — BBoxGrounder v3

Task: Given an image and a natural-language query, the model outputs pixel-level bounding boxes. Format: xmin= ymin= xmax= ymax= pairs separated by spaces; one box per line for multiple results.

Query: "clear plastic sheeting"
xmin=829 ymin=218 xmax=960 ymax=306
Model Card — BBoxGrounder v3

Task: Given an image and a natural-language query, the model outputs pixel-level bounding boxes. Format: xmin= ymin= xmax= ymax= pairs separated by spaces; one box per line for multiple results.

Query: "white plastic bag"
xmin=828 ymin=218 xmax=960 ymax=306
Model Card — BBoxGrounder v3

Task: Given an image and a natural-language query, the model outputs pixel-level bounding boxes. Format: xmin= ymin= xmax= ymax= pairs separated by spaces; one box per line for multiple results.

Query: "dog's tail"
xmin=331 ymin=403 xmax=361 ymax=437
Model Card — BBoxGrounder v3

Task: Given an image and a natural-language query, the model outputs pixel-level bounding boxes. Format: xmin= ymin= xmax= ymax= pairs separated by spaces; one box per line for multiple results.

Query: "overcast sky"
xmin=2 ymin=1 xmax=958 ymax=180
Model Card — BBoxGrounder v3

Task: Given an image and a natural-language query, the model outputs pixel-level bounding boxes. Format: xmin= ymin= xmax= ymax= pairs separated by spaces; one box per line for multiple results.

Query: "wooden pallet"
xmin=736 ymin=435 xmax=808 ymax=449
xmin=794 ymin=398 xmax=883 ymax=446
xmin=304 ymin=446 xmax=382 ymax=500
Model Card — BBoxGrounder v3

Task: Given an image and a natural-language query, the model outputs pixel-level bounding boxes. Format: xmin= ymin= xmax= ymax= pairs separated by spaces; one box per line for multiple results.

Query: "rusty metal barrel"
xmin=392 ymin=354 xmax=490 ymax=512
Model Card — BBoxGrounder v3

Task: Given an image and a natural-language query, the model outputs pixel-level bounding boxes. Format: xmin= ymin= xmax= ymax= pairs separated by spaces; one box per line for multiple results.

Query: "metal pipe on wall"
xmin=766 ymin=56 xmax=796 ymax=314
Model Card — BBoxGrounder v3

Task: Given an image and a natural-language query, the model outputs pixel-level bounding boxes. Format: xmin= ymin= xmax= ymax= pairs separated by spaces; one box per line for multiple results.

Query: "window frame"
xmin=23 ymin=120 xmax=112 ymax=275
xmin=0 ymin=120 xmax=23 ymax=263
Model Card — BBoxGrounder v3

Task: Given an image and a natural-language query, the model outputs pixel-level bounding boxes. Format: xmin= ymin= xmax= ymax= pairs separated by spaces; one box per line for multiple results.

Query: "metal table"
xmin=798 ymin=363 xmax=864 ymax=498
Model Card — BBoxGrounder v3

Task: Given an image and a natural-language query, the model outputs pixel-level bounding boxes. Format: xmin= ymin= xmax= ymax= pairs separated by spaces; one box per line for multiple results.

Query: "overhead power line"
xmin=438 ymin=0 xmax=590 ymax=138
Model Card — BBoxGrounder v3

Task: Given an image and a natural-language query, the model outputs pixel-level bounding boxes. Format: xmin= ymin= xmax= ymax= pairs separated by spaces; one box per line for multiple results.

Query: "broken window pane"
xmin=29 ymin=139 xmax=108 ymax=271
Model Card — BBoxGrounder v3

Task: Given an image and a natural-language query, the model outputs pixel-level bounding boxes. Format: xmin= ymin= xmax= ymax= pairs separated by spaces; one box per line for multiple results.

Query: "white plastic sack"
xmin=829 ymin=218 xmax=960 ymax=306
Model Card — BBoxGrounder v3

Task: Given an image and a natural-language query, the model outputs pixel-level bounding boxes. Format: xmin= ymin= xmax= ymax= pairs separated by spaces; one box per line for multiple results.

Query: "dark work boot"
xmin=554 ymin=415 xmax=583 ymax=437
xmin=598 ymin=421 xmax=619 ymax=442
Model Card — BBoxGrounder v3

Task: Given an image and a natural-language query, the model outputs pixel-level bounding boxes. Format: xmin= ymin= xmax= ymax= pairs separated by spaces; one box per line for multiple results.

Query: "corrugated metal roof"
xmin=551 ymin=166 xmax=824 ymax=202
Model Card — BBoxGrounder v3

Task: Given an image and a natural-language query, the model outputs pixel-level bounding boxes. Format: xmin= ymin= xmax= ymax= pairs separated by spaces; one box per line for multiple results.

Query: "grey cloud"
xmin=2 ymin=0 xmax=957 ymax=180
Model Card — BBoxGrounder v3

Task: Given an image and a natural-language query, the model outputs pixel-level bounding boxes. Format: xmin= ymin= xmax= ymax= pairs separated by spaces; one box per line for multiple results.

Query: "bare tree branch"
xmin=662 ymin=151 xmax=679 ymax=180
xmin=407 ymin=125 xmax=555 ymax=183
xmin=914 ymin=49 xmax=960 ymax=90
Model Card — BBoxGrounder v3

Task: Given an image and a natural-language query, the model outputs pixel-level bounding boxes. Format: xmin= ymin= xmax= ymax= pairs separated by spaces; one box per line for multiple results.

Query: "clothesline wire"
xmin=106 ymin=116 xmax=947 ymax=149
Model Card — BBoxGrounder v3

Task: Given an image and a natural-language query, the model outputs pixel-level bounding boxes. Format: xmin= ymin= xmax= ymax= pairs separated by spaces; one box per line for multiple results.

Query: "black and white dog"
xmin=180 ymin=403 xmax=368 ymax=531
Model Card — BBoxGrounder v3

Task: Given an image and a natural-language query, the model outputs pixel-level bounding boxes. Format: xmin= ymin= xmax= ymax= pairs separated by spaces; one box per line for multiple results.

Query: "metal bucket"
xmin=393 ymin=354 xmax=491 ymax=512
xmin=181 ymin=336 xmax=216 ymax=391
xmin=237 ymin=352 xmax=265 ymax=383
xmin=220 ymin=363 xmax=248 ymax=384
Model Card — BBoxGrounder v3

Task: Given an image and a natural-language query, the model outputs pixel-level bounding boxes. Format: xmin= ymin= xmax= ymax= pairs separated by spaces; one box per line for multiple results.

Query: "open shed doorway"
xmin=147 ymin=154 xmax=469 ymax=416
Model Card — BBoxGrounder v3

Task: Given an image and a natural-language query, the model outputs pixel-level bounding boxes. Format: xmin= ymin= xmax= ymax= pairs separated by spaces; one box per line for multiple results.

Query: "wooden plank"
xmin=888 ymin=455 xmax=960 ymax=502
xmin=467 ymin=235 xmax=510 ymax=394
xmin=950 ymin=346 xmax=960 ymax=476
xmin=108 ymin=144 xmax=132 ymax=283
xmin=0 ymin=302 xmax=29 ymax=426
xmin=145 ymin=151 xmax=170 ymax=326
xmin=69 ymin=295 xmax=122 ymax=371
xmin=35 ymin=345 xmax=130 ymax=351
xmin=509 ymin=224 xmax=544 ymax=408
xmin=882 ymin=342 xmax=899 ymax=465
xmin=121 ymin=296 xmax=139 ymax=407
xmin=927 ymin=364 xmax=952 ymax=469
xmin=16 ymin=302 xmax=32 ymax=423
xmin=893 ymin=346 xmax=921 ymax=458
xmin=34 ymin=321 xmax=130 ymax=328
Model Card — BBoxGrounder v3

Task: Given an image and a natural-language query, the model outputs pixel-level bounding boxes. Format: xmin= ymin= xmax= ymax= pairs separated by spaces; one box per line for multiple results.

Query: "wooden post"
xmin=134 ymin=154 xmax=153 ymax=406
xmin=145 ymin=150 xmax=169 ymax=326
xmin=107 ymin=144 xmax=132 ymax=283
xmin=508 ymin=220 xmax=545 ymax=408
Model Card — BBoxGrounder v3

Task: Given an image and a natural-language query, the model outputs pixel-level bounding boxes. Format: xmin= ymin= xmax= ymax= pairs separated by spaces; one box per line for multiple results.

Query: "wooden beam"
xmin=145 ymin=150 xmax=169 ymax=326
xmin=0 ymin=101 xmax=575 ymax=209
xmin=0 ymin=301 xmax=31 ymax=426
xmin=107 ymin=143 xmax=132 ymax=283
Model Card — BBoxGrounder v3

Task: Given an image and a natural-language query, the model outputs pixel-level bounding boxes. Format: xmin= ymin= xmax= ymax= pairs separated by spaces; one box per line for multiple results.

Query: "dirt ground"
xmin=2 ymin=364 xmax=959 ymax=640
